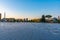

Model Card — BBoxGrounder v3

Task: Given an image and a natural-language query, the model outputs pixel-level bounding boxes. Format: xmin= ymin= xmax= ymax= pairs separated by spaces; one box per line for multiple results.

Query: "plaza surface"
xmin=0 ymin=22 xmax=60 ymax=40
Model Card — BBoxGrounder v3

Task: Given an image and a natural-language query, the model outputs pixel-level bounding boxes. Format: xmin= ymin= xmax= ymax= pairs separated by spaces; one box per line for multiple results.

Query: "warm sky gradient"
xmin=0 ymin=0 xmax=60 ymax=19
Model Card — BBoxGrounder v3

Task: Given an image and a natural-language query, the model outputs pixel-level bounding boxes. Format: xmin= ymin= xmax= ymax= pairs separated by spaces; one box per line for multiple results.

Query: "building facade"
xmin=0 ymin=13 xmax=1 ymax=21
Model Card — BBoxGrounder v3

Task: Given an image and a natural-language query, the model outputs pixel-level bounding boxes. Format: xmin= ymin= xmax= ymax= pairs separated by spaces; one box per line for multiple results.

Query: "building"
xmin=0 ymin=13 xmax=1 ymax=21
xmin=53 ymin=17 xmax=58 ymax=23
xmin=58 ymin=16 xmax=60 ymax=20
xmin=15 ymin=19 xmax=23 ymax=22
xmin=5 ymin=18 xmax=15 ymax=22
xmin=24 ymin=18 xmax=28 ymax=22
xmin=2 ymin=12 xmax=6 ymax=22
xmin=4 ymin=12 xmax=6 ymax=19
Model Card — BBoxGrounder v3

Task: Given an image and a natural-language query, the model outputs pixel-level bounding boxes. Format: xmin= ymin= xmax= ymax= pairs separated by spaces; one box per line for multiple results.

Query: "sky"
xmin=0 ymin=0 xmax=60 ymax=19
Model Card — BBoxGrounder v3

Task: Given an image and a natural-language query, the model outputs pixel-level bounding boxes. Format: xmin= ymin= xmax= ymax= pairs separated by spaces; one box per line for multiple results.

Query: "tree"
xmin=45 ymin=15 xmax=52 ymax=23
xmin=45 ymin=15 xmax=52 ymax=19
xmin=41 ymin=15 xmax=46 ymax=22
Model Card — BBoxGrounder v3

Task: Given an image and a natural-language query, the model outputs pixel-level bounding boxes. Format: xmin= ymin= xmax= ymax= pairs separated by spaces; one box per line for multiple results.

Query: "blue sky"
xmin=0 ymin=0 xmax=60 ymax=19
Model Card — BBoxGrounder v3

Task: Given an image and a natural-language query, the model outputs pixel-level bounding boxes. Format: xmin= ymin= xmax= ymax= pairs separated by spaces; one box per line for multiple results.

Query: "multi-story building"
xmin=24 ymin=18 xmax=28 ymax=22
xmin=58 ymin=16 xmax=60 ymax=20
xmin=5 ymin=18 xmax=15 ymax=22
xmin=0 ymin=13 xmax=1 ymax=21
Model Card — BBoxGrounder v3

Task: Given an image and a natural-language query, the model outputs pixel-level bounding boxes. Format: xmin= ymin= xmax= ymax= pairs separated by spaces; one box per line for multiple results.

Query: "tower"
xmin=3 ymin=12 xmax=6 ymax=22
xmin=58 ymin=16 xmax=60 ymax=20
xmin=0 ymin=13 xmax=1 ymax=21
xmin=4 ymin=12 xmax=6 ymax=19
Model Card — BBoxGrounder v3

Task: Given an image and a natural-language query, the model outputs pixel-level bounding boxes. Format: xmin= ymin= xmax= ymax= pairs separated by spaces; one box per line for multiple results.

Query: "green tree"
xmin=41 ymin=15 xmax=46 ymax=22
xmin=45 ymin=15 xmax=52 ymax=19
